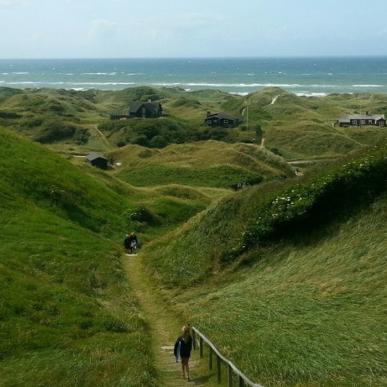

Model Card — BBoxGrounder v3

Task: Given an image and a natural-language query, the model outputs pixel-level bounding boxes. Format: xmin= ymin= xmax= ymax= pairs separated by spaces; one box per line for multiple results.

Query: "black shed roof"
xmin=129 ymin=101 xmax=162 ymax=115
xmin=86 ymin=152 xmax=108 ymax=162
xmin=206 ymin=112 xmax=239 ymax=121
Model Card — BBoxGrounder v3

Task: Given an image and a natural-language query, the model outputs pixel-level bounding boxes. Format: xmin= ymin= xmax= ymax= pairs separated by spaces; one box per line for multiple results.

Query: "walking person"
xmin=174 ymin=325 xmax=193 ymax=381
xmin=124 ymin=232 xmax=138 ymax=254
xmin=128 ymin=232 xmax=138 ymax=254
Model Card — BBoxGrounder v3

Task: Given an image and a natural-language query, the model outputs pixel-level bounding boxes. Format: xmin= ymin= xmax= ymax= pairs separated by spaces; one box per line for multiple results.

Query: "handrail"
xmin=192 ymin=326 xmax=263 ymax=387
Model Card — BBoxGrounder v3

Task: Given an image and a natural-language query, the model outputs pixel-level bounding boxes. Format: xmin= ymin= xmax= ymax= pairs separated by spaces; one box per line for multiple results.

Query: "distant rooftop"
xmin=86 ymin=152 xmax=107 ymax=162
xmin=338 ymin=113 xmax=385 ymax=123
xmin=206 ymin=112 xmax=239 ymax=120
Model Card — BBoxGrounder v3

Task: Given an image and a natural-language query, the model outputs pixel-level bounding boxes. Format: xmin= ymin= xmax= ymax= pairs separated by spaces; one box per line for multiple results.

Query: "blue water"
xmin=1 ymin=57 xmax=387 ymax=95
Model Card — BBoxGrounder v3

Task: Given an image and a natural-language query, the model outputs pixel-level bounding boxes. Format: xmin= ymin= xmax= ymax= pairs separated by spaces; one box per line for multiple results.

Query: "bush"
xmin=255 ymin=124 xmax=263 ymax=143
xmin=117 ymin=141 xmax=126 ymax=147
xmin=73 ymin=128 xmax=90 ymax=145
xmin=271 ymin=147 xmax=282 ymax=156
xmin=241 ymin=149 xmax=387 ymax=253
xmin=34 ymin=122 xmax=78 ymax=143
xmin=103 ymin=317 xmax=129 ymax=333
xmin=0 ymin=111 xmax=21 ymax=119
xmin=149 ymin=135 xmax=168 ymax=148
xmin=128 ymin=207 xmax=160 ymax=226
xmin=132 ymin=135 xmax=149 ymax=147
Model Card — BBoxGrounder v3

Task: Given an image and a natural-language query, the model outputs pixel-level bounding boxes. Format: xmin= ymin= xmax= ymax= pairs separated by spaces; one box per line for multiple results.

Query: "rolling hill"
xmin=110 ymin=140 xmax=295 ymax=189
xmin=0 ymin=127 xmax=159 ymax=386
xmin=0 ymin=127 xmax=221 ymax=386
xmin=144 ymin=146 xmax=387 ymax=386
xmin=1 ymin=86 xmax=387 ymax=162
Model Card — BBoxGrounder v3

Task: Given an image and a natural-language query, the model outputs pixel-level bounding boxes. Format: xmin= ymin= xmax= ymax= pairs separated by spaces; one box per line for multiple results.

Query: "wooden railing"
xmin=192 ymin=327 xmax=263 ymax=387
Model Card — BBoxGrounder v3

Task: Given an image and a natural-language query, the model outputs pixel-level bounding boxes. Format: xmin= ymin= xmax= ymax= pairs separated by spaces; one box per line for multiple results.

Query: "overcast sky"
xmin=1 ymin=0 xmax=387 ymax=58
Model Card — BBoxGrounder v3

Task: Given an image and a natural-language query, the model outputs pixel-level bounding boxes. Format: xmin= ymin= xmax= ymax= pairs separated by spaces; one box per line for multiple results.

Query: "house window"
xmin=361 ymin=120 xmax=366 ymax=125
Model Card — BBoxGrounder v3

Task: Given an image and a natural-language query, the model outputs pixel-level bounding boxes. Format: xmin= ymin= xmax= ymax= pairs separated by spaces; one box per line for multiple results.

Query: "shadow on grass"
xmin=191 ymin=372 xmax=214 ymax=385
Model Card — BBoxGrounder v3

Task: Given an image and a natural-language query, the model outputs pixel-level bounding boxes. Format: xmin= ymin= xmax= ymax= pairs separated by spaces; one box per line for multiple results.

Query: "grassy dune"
xmin=144 ymin=147 xmax=387 ymax=385
xmin=170 ymin=196 xmax=387 ymax=385
xmin=0 ymin=128 xmax=158 ymax=385
xmin=111 ymin=141 xmax=294 ymax=189
xmin=1 ymin=84 xmax=387 ymax=385
xmin=1 ymin=86 xmax=387 ymax=160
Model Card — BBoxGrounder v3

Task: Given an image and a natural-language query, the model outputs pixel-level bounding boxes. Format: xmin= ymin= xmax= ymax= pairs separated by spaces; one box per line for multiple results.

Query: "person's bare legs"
xmin=181 ymin=361 xmax=186 ymax=379
xmin=186 ymin=360 xmax=190 ymax=381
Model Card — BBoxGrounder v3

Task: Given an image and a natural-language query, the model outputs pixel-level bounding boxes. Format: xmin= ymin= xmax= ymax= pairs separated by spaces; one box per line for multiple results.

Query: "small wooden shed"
xmin=86 ymin=153 xmax=109 ymax=169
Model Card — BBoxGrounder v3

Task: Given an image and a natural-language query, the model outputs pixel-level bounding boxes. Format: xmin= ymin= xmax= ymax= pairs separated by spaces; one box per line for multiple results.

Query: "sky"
xmin=1 ymin=0 xmax=387 ymax=58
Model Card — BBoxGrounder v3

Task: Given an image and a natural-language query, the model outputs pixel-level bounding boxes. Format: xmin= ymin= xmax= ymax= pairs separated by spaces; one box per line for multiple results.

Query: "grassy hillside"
xmin=144 ymin=147 xmax=387 ymax=385
xmin=0 ymin=127 xmax=159 ymax=385
xmin=242 ymin=88 xmax=387 ymax=159
xmin=169 ymin=196 xmax=387 ymax=386
xmin=111 ymin=140 xmax=294 ymax=189
xmin=146 ymin=146 xmax=387 ymax=284
xmin=0 ymin=127 xmax=228 ymax=386
xmin=2 ymin=86 xmax=387 ymax=161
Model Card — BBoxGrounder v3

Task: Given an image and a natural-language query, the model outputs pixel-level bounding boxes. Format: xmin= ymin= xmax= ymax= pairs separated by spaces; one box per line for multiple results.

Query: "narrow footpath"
xmin=124 ymin=254 xmax=217 ymax=387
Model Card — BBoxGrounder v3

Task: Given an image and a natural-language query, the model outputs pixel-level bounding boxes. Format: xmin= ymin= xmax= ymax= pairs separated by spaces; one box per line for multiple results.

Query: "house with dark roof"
xmin=129 ymin=100 xmax=163 ymax=118
xmin=337 ymin=113 xmax=386 ymax=127
xmin=110 ymin=100 xmax=163 ymax=120
xmin=86 ymin=153 xmax=109 ymax=169
xmin=204 ymin=112 xmax=241 ymax=128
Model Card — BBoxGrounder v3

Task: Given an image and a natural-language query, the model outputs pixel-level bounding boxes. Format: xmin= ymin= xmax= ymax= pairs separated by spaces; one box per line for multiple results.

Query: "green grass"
xmin=0 ymin=203 xmax=156 ymax=386
xmin=0 ymin=127 xmax=180 ymax=386
xmin=112 ymin=141 xmax=294 ymax=189
xmin=145 ymin=147 xmax=387 ymax=285
xmin=2 ymin=85 xmax=387 ymax=385
xmin=167 ymin=196 xmax=387 ymax=386
xmin=118 ymin=164 xmax=265 ymax=188
xmin=2 ymin=86 xmax=387 ymax=160
xmin=143 ymin=147 xmax=387 ymax=386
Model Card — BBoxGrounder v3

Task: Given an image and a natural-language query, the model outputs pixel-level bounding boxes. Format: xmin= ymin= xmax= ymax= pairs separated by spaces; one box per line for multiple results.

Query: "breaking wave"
xmin=352 ymin=84 xmax=383 ymax=88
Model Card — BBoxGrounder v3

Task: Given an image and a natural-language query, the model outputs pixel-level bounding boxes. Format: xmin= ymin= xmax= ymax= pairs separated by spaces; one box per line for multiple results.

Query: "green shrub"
xmin=149 ymin=135 xmax=168 ymax=148
xmin=34 ymin=122 xmax=78 ymax=143
xmin=128 ymin=207 xmax=160 ymax=226
xmin=0 ymin=111 xmax=21 ymax=119
xmin=255 ymin=123 xmax=263 ymax=143
xmin=73 ymin=128 xmax=90 ymax=144
xmin=132 ymin=134 xmax=149 ymax=147
xmin=103 ymin=317 xmax=129 ymax=333
xmin=241 ymin=148 xmax=387 ymax=253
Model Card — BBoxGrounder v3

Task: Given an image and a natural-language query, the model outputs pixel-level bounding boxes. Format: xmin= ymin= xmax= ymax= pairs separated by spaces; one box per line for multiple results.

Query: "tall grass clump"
xmin=240 ymin=148 xmax=387 ymax=253
xmin=146 ymin=146 xmax=387 ymax=285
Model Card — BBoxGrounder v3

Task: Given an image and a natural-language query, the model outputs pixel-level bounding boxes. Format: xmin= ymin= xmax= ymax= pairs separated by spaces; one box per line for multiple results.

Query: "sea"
xmin=1 ymin=57 xmax=387 ymax=96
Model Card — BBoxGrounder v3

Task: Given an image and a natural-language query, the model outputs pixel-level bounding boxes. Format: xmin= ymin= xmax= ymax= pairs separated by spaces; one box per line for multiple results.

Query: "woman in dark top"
xmin=174 ymin=325 xmax=193 ymax=381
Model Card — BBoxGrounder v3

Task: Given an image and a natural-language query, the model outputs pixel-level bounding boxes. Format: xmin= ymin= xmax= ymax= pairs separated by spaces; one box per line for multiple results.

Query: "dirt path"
xmin=124 ymin=254 xmax=217 ymax=387
xmin=271 ymin=95 xmax=279 ymax=105
xmin=89 ymin=124 xmax=112 ymax=149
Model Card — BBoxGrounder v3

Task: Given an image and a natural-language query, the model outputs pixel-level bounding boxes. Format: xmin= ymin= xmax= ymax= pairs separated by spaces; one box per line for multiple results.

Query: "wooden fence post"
xmin=192 ymin=330 xmax=197 ymax=350
xmin=199 ymin=337 xmax=204 ymax=358
xmin=217 ymin=355 xmax=221 ymax=383
xmin=228 ymin=364 xmax=233 ymax=387
xmin=209 ymin=347 xmax=213 ymax=370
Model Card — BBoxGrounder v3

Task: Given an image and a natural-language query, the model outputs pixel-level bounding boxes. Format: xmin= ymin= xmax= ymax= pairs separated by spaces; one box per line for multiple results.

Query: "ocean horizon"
xmin=1 ymin=57 xmax=387 ymax=96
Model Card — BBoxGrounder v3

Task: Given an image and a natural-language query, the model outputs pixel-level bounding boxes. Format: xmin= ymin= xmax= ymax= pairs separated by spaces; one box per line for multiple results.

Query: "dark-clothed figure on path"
xmin=174 ymin=325 xmax=193 ymax=381
xmin=124 ymin=232 xmax=138 ymax=254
